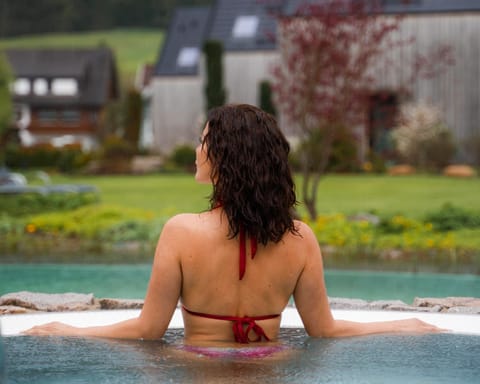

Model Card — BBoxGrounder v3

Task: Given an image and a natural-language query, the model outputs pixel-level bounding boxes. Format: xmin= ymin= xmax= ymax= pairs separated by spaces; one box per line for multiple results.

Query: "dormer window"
xmin=51 ymin=78 xmax=78 ymax=96
xmin=13 ymin=78 xmax=30 ymax=95
xmin=232 ymin=15 xmax=259 ymax=39
xmin=33 ymin=78 xmax=48 ymax=95
xmin=177 ymin=47 xmax=200 ymax=67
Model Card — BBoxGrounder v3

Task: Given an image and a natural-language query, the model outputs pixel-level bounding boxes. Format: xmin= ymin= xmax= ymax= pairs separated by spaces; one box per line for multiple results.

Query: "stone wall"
xmin=1 ymin=291 xmax=479 ymax=315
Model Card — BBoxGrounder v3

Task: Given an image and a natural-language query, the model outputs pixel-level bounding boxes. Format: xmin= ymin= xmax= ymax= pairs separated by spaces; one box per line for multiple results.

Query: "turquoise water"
xmin=1 ymin=264 xmax=479 ymax=303
xmin=3 ymin=331 xmax=480 ymax=383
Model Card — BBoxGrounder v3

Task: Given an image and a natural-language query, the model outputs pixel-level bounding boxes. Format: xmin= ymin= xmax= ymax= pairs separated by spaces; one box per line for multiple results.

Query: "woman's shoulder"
xmin=293 ymin=219 xmax=316 ymax=239
xmin=163 ymin=213 xmax=204 ymax=231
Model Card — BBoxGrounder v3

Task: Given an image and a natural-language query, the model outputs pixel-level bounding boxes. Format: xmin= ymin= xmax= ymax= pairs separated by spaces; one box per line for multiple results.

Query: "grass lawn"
xmin=0 ymin=29 xmax=164 ymax=84
xmin=45 ymin=172 xmax=480 ymax=219
xmin=5 ymin=171 xmax=479 ymax=268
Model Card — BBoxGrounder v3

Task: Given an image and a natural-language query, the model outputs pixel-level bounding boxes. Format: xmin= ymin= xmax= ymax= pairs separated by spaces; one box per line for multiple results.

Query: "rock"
xmin=131 ymin=156 xmax=163 ymax=174
xmin=329 ymin=297 xmax=369 ymax=310
xmin=99 ymin=298 xmax=144 ymax=310
xmin=388 ymin=165 xmax=416 ymax=175
xmin=413 ymin=297 xmax=480 ymax=309
xmin=0 ymin=291 xmax=98 ymax=312
xmin=443 ymin=165 xmax=477 ymax=178
xmin=446 ymin=306 xmax=480 ymax=314
xmin=368 ymin=300 xmax=408 ymax=310
xmin=0 ymin=305 xmax=36 ymax=315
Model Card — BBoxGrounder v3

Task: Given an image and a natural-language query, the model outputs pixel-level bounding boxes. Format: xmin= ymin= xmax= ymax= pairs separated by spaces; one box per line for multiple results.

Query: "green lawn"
xmin=0 ymin=29 xmax=164 ymax=84
xmin=46 ymin=173 xmax=479 ymax=220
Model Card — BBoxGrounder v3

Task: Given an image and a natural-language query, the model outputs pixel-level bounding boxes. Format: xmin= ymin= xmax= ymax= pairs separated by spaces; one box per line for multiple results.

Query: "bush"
xmin=424 ymin=203 xmax=480 ymax=231
xmin=26 ymin=204 xmax=156 ymax=240
xmin=392 ymin=103 xmax=456 ymax=171
xmin=165 ymin=145 xmax=196 ymax=172
xmin=290 ymin=124 xmax=360 ymax=173
xmin=0 ymin=190 xmax=99 ymax=217
xmin=5 ymin=143 xmax=91 ymax=172
xmin=95 ymin=135 xmax=135 ymax=173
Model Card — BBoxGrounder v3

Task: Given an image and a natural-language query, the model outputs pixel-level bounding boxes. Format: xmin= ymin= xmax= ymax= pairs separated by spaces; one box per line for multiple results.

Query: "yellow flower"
xmin=26 ymin=224 xmax=36 ymax=233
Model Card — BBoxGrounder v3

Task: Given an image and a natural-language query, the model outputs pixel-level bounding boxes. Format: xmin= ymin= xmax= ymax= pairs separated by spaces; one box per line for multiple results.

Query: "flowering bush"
xmin=303 ymin=213 xmax=459 ymax=255
xmin=392 ymin=103 xmax=456 ymax=171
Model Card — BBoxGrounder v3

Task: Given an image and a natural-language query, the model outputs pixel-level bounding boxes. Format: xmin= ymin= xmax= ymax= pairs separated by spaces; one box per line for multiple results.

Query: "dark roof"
xmin=154 ymin=6 xmax=212 ymax=76
xmin=284 ymin=0 xmax=480 ymax=15
xmin=207 ymin=0 xmax=286 ymax=52
xmin=5 ymin=47 xmax=119 ymax=107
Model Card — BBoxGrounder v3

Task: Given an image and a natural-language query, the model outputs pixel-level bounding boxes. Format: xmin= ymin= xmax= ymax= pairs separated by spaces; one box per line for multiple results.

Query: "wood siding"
xmin=373 ymin=13 xmax=480 ymax=144
xmin=28 ymin=108 xmax=99 ymax=134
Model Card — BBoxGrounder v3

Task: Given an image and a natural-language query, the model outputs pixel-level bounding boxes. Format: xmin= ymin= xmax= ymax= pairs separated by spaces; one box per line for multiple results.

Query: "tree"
xmin=203 ymin=40 xmax=226 ymax=112
xmin=272 ymin=0 xmax=407 ymax=219
xmin=0 ymin=52 xmax=13 ymax=165
xmin=123 ymin=88 xmax=142 ymax=149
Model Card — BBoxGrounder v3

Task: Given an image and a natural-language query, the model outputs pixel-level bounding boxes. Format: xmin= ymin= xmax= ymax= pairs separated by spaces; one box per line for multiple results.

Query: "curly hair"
xmin=204 ymin=104 xmax=298 ymax=245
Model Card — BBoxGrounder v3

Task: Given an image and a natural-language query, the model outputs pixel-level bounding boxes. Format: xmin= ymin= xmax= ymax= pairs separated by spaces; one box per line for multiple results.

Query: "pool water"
xmin=3 ymin=330 xmax=479 ymax=384
xmin=1 ymin=264 xmax=479 ymax=303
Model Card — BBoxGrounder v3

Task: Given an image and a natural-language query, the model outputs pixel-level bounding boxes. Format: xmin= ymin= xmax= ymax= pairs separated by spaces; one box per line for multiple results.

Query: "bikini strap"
xmin=182 ymin=306 xmax=280 ymax=343
xmin=239 ymin=225 xmax=257 ymax=280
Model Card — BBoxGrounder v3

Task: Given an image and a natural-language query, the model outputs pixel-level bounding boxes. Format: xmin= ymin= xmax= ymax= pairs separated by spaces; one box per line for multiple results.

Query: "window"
xmin=33 ymin=78 xmax=48 ymax=95
xmin=177 ymin=47 xmax=200 ymax=67
xmin=61 ymin=110 xmax=81 ymax=124
xmin=37 ymin=110 xmax=57 ymax=124
xmin=232 ymin=15 xmax=259 ymax=39
xmin=51 ymin=78 xmax=78 ymax=96
xmin=13 ymin=78 xmax=30 ymax=95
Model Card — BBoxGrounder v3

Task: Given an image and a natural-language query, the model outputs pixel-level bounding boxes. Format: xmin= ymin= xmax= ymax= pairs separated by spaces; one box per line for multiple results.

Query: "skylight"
xmin=177 ymin=47 xmax=200 ymax=67
xmin=232 ymin=15 xmax=259 ymax=39
xmin=33 ymin=78 xmax=48 ymax=95
xmin=51 ymin=78 xmax=78 ymax=96
xmin=13 ymin=78 xmax=30 ymax=95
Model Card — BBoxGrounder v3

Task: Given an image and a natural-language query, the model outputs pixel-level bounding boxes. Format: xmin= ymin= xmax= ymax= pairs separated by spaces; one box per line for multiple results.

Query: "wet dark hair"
xmin=204 ymin=104 xmax=298 ymax=245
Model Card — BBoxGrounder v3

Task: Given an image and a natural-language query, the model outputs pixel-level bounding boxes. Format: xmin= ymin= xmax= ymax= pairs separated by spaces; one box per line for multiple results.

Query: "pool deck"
xmin=2 ymin=307 xmax=480 ymax=336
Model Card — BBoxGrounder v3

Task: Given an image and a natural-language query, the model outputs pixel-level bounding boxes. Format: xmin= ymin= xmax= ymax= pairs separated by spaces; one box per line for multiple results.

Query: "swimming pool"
xmin=2 ymin=309 xmax=479 ymax=384
xmin=1 ymin=263 xmax=479 ymax=302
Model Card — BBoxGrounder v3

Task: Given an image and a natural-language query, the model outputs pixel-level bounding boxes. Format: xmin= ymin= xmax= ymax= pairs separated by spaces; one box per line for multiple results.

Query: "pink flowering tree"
xmin=272 ymin=0 xmax=406 ymax=219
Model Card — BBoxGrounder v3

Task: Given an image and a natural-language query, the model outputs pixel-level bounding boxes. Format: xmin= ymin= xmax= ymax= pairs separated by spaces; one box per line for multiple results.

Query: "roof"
xmin=154 ymin=6 xmax=212 ymax=76
xmin=207 ymin=0 xmax=286 ymax=52
xmin=5 ymin=47 xmax=119 ymax=107
xmin=155 ymin=0 xmax=480 ymax=78
xmin=284 ymin=0 xmax=480 ymax=15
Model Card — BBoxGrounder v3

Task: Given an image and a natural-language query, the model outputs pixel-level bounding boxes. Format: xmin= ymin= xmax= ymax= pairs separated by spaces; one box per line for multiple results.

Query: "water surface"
xmin=1 ymin=264 xmax=479 ymax=303
xmin=3 ymin=330 xmax=479 ymax=384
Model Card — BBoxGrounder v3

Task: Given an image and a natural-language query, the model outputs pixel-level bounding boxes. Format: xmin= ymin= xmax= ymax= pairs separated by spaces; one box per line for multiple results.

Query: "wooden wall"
xmin=373 ymin=13 xmax=480 ymax=144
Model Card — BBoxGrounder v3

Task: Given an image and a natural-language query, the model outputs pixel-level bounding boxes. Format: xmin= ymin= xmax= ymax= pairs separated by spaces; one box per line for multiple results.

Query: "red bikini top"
xmin=213 ymin=202 xmax=257 ymax=280
xmin=182 ymin=305 xmax=280 ymax=343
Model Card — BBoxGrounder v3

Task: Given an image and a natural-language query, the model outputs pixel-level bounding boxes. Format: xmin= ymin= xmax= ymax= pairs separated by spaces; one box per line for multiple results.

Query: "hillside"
xmin=0 ymin=29 xmax=164 ymax=86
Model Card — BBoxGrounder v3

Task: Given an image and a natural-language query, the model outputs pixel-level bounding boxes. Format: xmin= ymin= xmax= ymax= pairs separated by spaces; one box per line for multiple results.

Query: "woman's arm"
xmin=24 ymin=217 xmax=185 ymax=340
xmin=293 ymin=223 xmax=443 ymax=338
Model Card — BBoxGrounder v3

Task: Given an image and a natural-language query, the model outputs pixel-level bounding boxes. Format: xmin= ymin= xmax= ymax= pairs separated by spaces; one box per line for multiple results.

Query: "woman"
xmin=26 ymin=104 xmax=440 ymax=343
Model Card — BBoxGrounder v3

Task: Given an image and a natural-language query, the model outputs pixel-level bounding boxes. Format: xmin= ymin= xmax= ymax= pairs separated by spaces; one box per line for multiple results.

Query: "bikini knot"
xmin=232 ymin=318 xmax=270 ymax=344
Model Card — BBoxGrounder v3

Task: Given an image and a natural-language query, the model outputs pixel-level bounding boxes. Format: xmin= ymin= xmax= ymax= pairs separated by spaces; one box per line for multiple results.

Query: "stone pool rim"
xmin=2 ymin=307 xmax=480 ymax=337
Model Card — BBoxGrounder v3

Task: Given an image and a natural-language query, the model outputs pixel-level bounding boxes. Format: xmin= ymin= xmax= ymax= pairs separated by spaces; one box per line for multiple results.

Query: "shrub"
xmin=96 ymin=135 xmax=135 ymax=173
xmin=26 ymin=204 xmax=155 ymax=240
xmin=424 ymin=203 xmax=480 ymax=231
xmin=290 ymin=124 xmax=360 ymax=173
xmin=0 ymin=190 xmax=99 ymax=217
xmin=392 ymin=103 xmax=456 ymax=171
xmin=5 ymin=143 xmax=90 ymax=172
xmin=165 ymin=145 xmax=196 ymax=172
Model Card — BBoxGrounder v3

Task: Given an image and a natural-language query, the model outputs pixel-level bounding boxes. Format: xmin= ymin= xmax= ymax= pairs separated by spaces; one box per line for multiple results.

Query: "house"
xmin=143 ymin=0 xmax=285 ymax=155
xmin=5 ymin=47 xmax=119 ymax=151
xmin=144 ymin=0 xmax=480 ymax=161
